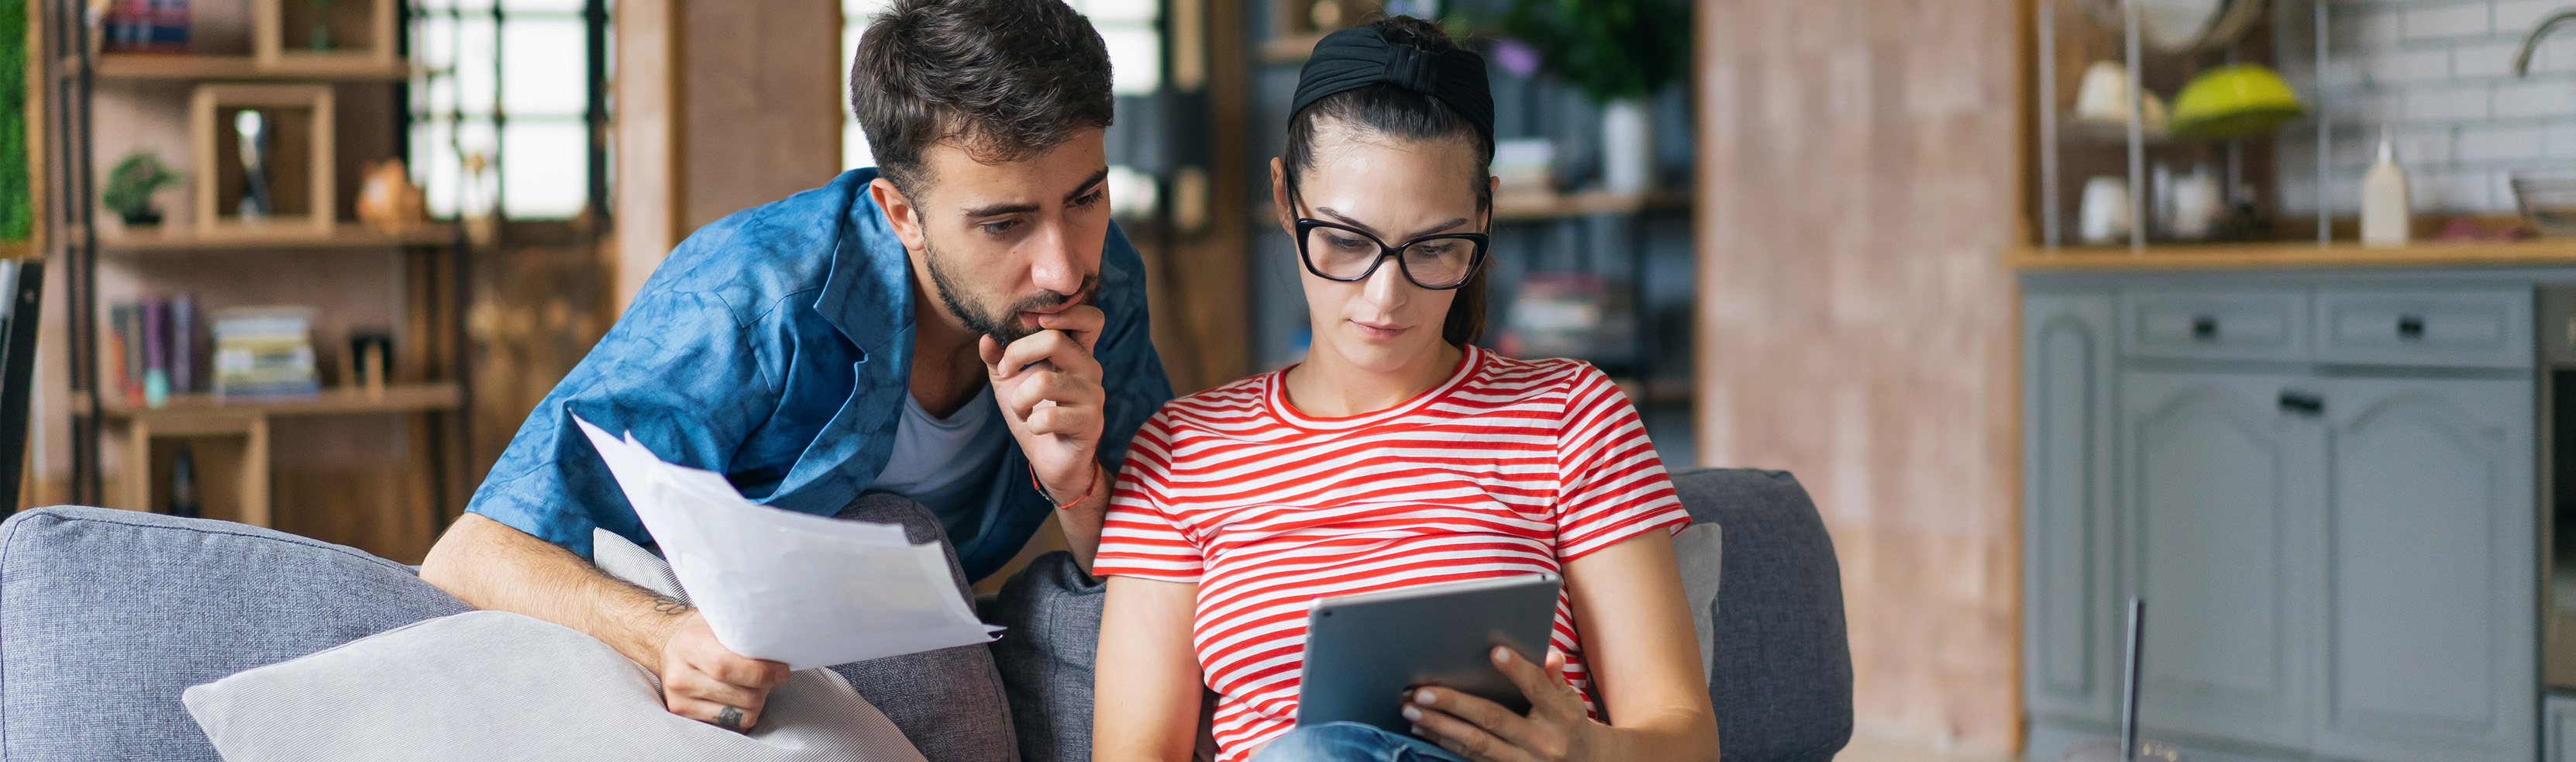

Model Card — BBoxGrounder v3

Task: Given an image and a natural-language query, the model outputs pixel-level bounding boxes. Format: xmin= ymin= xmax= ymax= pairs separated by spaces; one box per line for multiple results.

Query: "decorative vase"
xmin=1600 ymin=98 xmax=1654 ymax=195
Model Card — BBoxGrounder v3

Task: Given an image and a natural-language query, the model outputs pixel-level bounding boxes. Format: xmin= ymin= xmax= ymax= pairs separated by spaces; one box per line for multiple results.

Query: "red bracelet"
xmin=1033 ymin=463 xmax=1102 ymax=510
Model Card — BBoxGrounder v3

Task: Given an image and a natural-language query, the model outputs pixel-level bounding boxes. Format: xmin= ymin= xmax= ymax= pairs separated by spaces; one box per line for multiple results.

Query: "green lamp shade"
xmin=2171 ymin=64 xmax=2306 ymax=140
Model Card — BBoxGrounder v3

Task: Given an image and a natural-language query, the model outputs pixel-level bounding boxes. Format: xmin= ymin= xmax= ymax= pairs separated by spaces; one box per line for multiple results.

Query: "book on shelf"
xmin=170 ymin=293 xmax=198 ymax=395
xmin=212 ymin=305 xmax=319 ymax=398
xmin=141 ymin=299 xmax=169 ymax=407
xmin=101 ymin=0 xmax=189 ymax=54
xmin=105 ymin=295 xmax=208 ymax=408
xmin=107 ymin=304 xmax=139 ymax=406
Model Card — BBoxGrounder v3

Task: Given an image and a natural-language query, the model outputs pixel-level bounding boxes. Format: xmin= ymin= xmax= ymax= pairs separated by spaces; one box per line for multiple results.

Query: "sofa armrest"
xmin=0 ymin=507 xmax=470 ymax=761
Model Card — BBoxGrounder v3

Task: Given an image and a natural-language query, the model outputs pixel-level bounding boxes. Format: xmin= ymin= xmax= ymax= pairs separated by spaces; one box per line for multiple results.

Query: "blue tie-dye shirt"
xmin=465 ymin=167 xmax=1174 ymax=581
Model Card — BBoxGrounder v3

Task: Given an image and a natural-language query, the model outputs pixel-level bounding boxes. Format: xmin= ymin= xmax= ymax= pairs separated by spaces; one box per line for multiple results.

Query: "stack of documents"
xmin=576 ymin=416 xmax=1001 ymax=671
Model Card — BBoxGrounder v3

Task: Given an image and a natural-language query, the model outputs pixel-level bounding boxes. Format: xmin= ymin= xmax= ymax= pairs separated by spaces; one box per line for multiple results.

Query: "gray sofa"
xmin=0 ymin=467 xmax=1850 ymax=761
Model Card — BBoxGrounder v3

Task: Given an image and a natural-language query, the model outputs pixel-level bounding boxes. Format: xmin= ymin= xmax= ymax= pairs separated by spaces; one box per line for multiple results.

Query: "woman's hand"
xmin=1402 ymin=646 xmax=1602 ymax=762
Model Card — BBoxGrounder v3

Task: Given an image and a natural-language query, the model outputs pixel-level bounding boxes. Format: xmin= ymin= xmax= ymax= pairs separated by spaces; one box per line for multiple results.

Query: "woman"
xmin=1090 ymin=17 xmax=1718 ymax=762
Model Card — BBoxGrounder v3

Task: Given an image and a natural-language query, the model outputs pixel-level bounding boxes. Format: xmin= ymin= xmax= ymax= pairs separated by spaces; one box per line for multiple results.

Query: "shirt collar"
xmin=813 ymin=167 xmax=916 ymax=357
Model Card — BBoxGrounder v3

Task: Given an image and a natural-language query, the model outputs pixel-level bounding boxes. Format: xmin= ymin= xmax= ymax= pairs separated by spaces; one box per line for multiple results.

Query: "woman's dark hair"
xmin=1283 ymin=16 xmax=1494 ymax=348
xmin=851 ymin=0 xmax=1115 ymax=196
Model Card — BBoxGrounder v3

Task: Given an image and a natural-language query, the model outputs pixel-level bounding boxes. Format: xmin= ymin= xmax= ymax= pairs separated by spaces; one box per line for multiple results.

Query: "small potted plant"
xmin=102 ymin=151 xmax=180 ymax=227
xmin=1503 ymin=0 xmax=1689 ymax=194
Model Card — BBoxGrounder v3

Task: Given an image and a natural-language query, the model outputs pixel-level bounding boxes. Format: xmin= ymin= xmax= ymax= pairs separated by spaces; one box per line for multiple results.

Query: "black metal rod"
xmin=2120 ymin=596 xmax=2144 ymax=762
xmin=73 ymin=0 xmax=98 ymax=506
xmin=584 ymin=0 xmax=608 ymax=220
xmin=49 ymin=0 xmax=100 ymax=505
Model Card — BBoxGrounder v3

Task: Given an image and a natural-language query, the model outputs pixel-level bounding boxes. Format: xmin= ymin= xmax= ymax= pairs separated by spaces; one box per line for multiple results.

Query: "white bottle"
xmin=2362 ymin=129 xmax=2412 ymax=247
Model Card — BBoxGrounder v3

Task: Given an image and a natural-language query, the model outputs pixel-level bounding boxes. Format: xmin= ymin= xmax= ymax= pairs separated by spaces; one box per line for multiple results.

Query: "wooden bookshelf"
xmin=100 ymin=222 xmax=456 ymax=253
xmin=89 ymin=53 xmax=414 ymax=81
xmin=94 ymin=382 xmax=460 ymax=528
xmin=92 ymin=382 xmax=462 ymax=420
xmin=1493 ymin=190 xmax=1689 ymax=222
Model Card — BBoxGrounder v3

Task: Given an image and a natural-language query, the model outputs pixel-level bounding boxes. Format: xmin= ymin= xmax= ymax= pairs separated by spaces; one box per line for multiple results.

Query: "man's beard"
xmin=923 ymin=238 xmax=1100 ymax=346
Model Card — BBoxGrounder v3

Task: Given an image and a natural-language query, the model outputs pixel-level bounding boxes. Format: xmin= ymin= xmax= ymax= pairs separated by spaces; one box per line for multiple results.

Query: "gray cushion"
xmin=181 ymin=610 xmax=925 ymax=762
xmin=1668 ymin=468 xmax=1852 ymax=762
xmin=828 ymin=493 xmax=1021 ymax=762
xmin=0 ymin=506 xmax=471 ymax=761
xmin=980 ymin=550 xmax=1104 ymax=762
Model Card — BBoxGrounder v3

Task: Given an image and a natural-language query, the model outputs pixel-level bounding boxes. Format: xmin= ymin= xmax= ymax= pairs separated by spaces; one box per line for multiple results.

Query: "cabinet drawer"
xmin=2120 ymin=291 xmax=2309 ymax=361
xmin=2313 ymin=288 xmax=2530 ymax=368
xmin=2550 ymin=695 xmax=2576 ymax=762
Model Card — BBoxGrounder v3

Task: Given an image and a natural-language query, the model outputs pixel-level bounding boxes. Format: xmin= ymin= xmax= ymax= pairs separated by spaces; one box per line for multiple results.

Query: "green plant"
xmin=102 ymin=152 xmax=179 ymax=222
xmin=0 ymin=0 xmax=29 ymax=243
xmin=1502 ymin=0 xmax=1689 ymax=103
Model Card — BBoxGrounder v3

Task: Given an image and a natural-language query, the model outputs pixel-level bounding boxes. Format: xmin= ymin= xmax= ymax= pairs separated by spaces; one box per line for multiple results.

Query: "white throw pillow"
xmin=1672 ymin=522 xmax=1723 ymax=688
xmin=182 ymin=542 xmax=926 ymax=762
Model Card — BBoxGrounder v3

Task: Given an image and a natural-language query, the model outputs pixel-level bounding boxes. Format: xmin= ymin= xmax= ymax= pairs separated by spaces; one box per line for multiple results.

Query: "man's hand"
xmin=981 ymin=305 xmax=1109 ymax=505
xmin=657 ymin=609 xmax=790 ymax=733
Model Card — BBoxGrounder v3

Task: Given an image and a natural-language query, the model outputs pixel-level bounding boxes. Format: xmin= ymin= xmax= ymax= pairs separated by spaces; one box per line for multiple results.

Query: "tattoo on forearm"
xmin=715 ymin=705 xmax=744 ymax=731
xmin=651 ymin=593 xmax=694 ymax=616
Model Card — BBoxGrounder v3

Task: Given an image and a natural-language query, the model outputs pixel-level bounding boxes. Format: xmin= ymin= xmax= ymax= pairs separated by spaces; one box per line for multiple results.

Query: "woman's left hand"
xmin=1403 ymin=646 xmax=1600 ymax=762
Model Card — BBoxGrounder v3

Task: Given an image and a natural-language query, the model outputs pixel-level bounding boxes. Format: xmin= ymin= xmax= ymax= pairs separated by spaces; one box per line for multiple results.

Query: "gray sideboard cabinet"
xmin=2022 ymin=277 xmax=2537 ymax=762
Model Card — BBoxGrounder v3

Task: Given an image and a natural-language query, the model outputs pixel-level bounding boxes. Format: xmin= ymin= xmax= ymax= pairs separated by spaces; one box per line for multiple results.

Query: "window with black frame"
xmin=406 ymin=0 xmax=610 ymax=222
xmin=839 ymin=0 xmax=1163 ymax=219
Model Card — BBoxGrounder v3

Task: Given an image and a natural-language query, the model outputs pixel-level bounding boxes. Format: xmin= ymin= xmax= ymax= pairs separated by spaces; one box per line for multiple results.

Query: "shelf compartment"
xmin=191 ymin=83 xmax=337 ymax=234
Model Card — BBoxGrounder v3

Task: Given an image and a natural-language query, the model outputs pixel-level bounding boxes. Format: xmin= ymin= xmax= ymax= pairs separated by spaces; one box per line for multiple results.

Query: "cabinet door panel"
xmin=2315 ymin=377 xmax=2534 ymax=762
xmin=2025 ymin=291 xmax=2120 ymax=724
xmin=2122 ymin=370 xmax=2316 ymax=750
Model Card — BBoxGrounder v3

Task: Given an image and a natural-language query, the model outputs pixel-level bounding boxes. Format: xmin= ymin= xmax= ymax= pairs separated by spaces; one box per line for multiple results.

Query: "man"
xmin=416 ymin=0 xmax=1171 ymax=734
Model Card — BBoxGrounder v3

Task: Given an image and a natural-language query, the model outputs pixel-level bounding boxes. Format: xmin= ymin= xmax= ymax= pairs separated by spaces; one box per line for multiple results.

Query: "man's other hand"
xmin=658 ymin=610 xmax=790 ymax=732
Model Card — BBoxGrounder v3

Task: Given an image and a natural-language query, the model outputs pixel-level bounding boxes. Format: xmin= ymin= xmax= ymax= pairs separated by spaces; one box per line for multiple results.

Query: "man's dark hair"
xmin=1283 ymin=16 xmax=1493 ymax=348
xmin=850 ymin=0 xmax=1115 ymax=195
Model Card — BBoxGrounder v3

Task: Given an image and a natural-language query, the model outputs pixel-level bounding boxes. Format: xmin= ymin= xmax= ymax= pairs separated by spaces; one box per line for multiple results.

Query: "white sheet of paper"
xmin=573 ymin=415 xmax=1000 ymax=670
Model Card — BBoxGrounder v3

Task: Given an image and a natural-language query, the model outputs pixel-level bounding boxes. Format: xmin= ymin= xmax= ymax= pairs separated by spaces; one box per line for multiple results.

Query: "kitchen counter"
xmin=2012 ymin=238 xmax=2576 ymax=271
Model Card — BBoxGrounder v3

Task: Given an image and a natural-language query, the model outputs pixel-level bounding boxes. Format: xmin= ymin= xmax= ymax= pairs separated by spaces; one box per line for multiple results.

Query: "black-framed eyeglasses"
xmin=1293 ymin=219 xmax=1490 ymax=290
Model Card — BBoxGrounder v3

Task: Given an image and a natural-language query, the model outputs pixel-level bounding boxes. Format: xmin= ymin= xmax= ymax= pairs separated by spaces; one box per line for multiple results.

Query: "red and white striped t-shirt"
xmin=1090 ymin=346 xmax=1692 ymax=762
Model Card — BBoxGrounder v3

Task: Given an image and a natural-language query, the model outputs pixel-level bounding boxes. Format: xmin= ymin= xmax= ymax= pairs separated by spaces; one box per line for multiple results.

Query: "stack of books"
xmin=211 ymin=306 xmax=319 ymax=398
xmin=100 ymin=0 xmax=189 ymax=54
xmin=105 ymin=294 xmax=203 ymax=409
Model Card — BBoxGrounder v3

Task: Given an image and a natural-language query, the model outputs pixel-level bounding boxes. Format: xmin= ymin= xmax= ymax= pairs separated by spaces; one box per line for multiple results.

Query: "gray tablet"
xmin=1293 ymin=573 xmax=1563 ymax=733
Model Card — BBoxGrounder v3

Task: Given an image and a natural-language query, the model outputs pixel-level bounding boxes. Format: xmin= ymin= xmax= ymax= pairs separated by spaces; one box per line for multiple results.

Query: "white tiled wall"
xmin=2275 ymin=0 xmax=2576 ymax=213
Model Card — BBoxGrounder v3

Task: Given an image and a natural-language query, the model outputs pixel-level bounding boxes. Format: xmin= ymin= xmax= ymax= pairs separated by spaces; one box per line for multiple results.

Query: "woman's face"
xmin=1273 ymin=122 xmax=1488 ymax=376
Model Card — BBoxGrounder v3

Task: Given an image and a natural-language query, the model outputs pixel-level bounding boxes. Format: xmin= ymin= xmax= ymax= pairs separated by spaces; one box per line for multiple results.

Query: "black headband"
xmin=1288 ymin=26 xmax=1496 ymax=157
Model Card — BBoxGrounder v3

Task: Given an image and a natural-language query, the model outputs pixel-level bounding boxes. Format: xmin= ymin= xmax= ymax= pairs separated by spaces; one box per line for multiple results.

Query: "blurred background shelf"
xmin=1260 ymin=33 xmax=1327 ymax=63
xmin=2013 ymin=236 xmax=2576 ymax=270
xmin=1493 ymin=190 xmax=1689 ymax=222
xmin=87 ymin=53 xmax=414 ymax=81
xmin=91 ymin=382 xmax=463 ymax=420
xmin=98 ymin=222 xmax=456 ymax=253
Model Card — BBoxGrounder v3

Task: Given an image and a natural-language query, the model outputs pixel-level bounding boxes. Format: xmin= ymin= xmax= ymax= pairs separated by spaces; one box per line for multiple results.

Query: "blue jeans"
xmin=1253 ymin=722 xmax=1472 ymax=762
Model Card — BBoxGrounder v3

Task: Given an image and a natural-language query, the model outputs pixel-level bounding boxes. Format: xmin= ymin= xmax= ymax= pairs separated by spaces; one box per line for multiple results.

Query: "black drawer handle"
xmin=2397 ymin=314 xmax=2425 ymax=340
xmin=2278 ymin=390 xmax=2324 ymax=416
xmin=2192 ymin=315 xmax=2218 ymax=340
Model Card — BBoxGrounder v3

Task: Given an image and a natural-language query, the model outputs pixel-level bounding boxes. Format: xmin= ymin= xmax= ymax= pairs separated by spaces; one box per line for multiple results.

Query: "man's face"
xmin=880 ymin=129 xmax=1111 ymax=345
